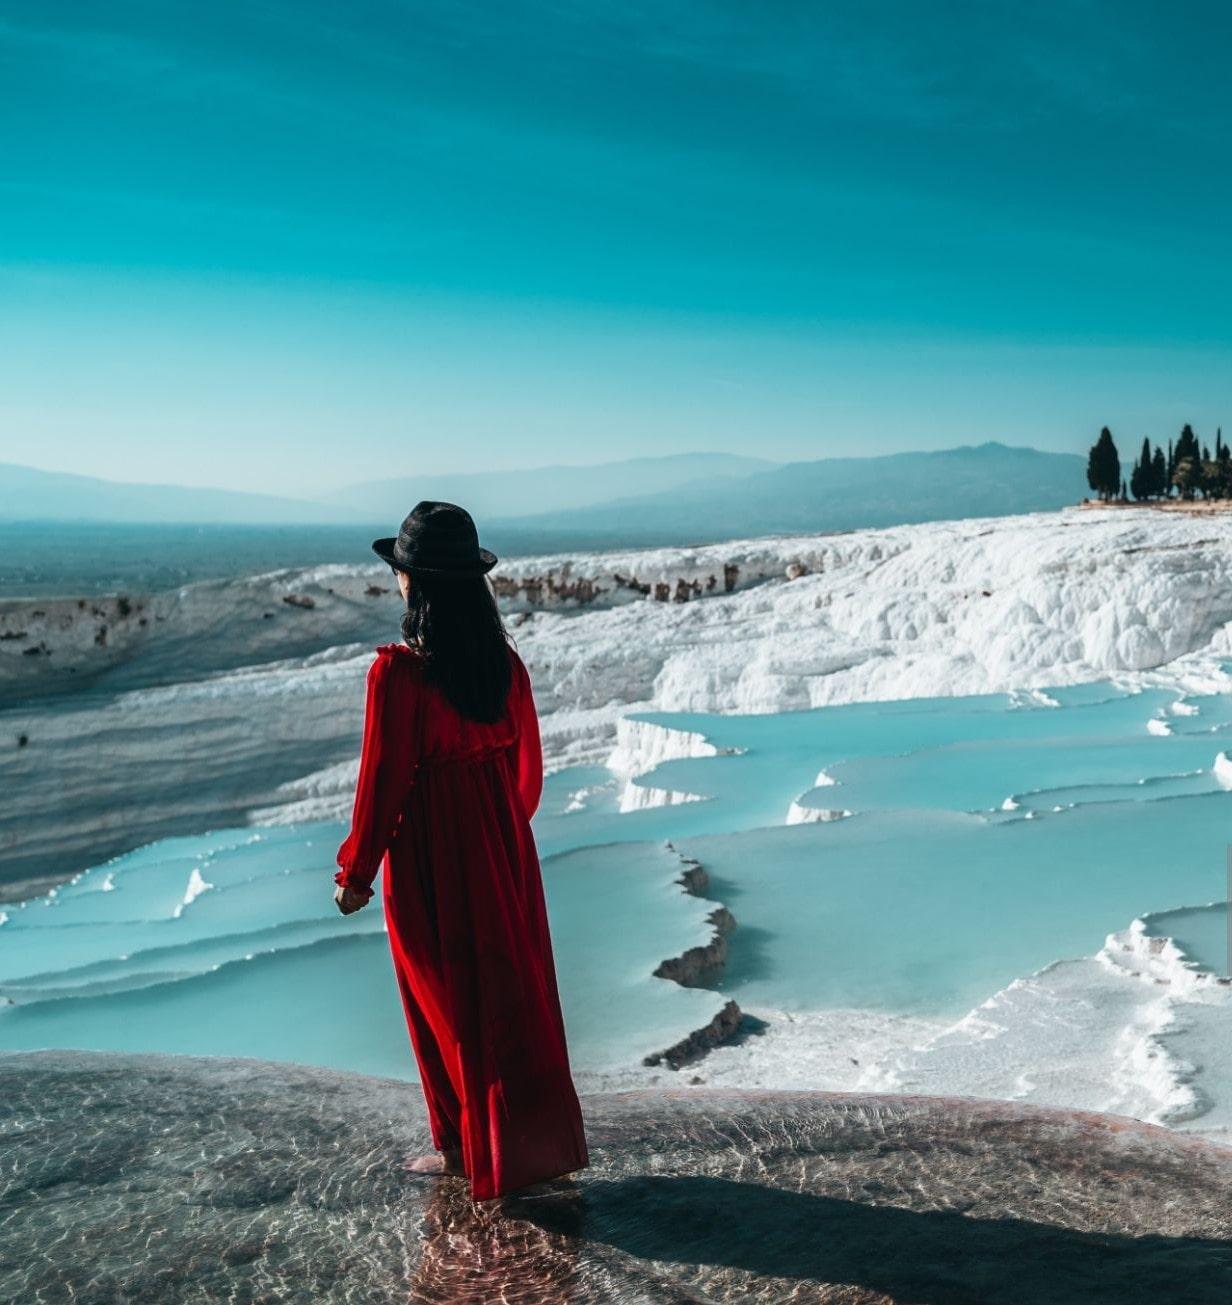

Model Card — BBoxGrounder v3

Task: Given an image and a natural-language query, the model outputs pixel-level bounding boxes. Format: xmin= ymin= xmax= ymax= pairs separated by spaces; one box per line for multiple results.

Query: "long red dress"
xmin=334 ymin=641 xmax=589 ymax=1200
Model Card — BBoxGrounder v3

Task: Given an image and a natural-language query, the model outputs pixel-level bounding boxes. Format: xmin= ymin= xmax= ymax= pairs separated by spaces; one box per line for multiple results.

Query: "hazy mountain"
xmin=0 ymin=453 xmax=775 ymax=529
xmin=486 ymin=443 xmax=1087 ymax=548
xmin=332 ymin=452 xmax=776 ymax=522
xmin=0 ymin=463 xmax=360 ymax=525
xmin=0 ymin=445 xmax=1084 ymax=545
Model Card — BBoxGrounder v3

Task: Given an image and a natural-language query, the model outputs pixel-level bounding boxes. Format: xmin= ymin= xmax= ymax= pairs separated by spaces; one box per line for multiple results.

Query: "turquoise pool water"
xmin=3 ymin=679 xmax=1230 ymax=1082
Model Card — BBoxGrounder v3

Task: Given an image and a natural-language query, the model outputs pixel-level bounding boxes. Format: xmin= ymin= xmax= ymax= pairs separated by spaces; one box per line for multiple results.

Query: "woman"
xmin=333 ymin=500 xmax=589 ymax=1201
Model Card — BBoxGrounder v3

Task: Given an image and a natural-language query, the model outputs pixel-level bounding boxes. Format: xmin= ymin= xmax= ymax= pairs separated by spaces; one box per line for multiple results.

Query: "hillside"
xmin=0 ymin=463 xmax=358 ymax=526
xmin=488 ymin=442 xmax=1085 ymax=545
xmin=330 ymin=452 xmax=775 ymax=521
xmin=2 ymin=445 xmax=1083 ymax=539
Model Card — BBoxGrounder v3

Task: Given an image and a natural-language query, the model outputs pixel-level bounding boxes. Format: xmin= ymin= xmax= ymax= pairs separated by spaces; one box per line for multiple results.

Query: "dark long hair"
xmin=400 ymin=571 xmax=513 ymax=723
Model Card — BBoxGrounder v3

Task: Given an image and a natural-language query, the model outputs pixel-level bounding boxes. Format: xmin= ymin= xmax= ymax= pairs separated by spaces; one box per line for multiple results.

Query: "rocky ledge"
xmin=643 ymin=845 xmax=744 ymax=1070
xmin=3 ymin=1051 xmax=1232 ymax=1304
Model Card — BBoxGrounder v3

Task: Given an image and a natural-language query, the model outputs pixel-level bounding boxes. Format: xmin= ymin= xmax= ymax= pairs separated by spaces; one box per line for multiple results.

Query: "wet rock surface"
xmin=644 ymin=845 xmax=744 ymax=1068
xmin=4 ymin=1052 xmax=1232 ymax=1303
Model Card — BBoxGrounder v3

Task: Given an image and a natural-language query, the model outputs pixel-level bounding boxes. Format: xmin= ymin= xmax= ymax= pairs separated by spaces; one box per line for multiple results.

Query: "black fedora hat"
xmin=372 ymin=501 xmax=498 ymax=577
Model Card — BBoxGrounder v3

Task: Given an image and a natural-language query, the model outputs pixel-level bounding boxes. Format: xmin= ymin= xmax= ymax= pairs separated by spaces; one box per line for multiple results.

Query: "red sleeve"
xmin=334 ymin=649 xmax=419 ymax=902
xmin=512 ymin=655 xmax=544 ymax=820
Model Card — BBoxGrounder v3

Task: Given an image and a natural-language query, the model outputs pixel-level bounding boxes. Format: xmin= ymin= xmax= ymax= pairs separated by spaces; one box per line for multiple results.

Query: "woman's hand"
xmin=334 ymin=885 xmax=369 ymax=916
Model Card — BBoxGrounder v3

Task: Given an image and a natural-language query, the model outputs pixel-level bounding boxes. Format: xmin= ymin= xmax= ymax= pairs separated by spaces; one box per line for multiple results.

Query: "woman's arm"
xmin=334 ymin=649 xmax=419 ymax=906
xmin=512 ymin=654 xmax=544 ymax=820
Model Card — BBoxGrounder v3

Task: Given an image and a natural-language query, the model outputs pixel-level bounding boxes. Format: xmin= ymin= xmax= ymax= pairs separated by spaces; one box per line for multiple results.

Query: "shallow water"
xmin=0 ymin=825 xmax=724 ymax=1077
xmin=1148 ymin=902 xmax=1230 ymax=975
xmin=3 ymin=679 xmax=1231 ymax=1115
xmin=8 ymin=1052 xmax=1232 ymax=1305
xmin=698 ymin=794 xmax=1229 ymax=1016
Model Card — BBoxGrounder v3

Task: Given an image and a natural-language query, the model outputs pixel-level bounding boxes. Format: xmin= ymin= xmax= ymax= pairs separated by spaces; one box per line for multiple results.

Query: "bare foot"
xmin=404 ymin=1147 xmax=464 ymax=1176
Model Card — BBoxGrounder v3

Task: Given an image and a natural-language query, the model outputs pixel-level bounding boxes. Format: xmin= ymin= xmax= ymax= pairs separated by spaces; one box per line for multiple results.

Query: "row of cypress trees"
xmin=1086 ymin=425 xmax=1231 ymax=502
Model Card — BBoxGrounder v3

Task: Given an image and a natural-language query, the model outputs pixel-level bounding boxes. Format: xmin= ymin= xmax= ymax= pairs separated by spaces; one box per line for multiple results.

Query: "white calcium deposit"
xmin=9 ymin=504 xmax=1232 ymax=863
xmin=515 ymin=507 xmax=1232 ymax=724
xmin=10 ymin=505 xmax=1232 ymax=1138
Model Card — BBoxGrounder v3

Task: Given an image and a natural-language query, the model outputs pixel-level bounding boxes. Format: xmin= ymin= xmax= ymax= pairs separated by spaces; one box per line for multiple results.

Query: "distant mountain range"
xmin=0 ymin=453 xmax=769 ymax=528
xmin=0 ymin=443 xmax=1085 ymax=547
xmin=331 ymin=452 xmax=774 ymax=521
xmin=0 ymin=462 xmax=357 ymax=526
xmin=487 ymin=443 xmax=1086 ymax=547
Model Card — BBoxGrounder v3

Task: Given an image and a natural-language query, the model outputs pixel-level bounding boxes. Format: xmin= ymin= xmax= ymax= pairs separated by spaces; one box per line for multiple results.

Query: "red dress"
xmin=334 ymin=642 xmax=589 ymax=1200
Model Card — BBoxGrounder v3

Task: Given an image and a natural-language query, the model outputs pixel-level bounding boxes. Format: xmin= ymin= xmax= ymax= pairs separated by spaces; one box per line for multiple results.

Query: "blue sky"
xmin=2 ymin=1 xmax=1231 ymax=497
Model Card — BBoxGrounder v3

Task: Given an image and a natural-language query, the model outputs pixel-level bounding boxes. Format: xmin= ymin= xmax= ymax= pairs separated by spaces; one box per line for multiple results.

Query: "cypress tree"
xmin=1086 ymin=427 xmax=1121 ymax=502
xmin=1152 ymin=446 xmax=1167 ymax=497
xmin=1130 ymin=437 xmax=1152 ymax=501
xmin=1177 ymin=424 xmax=1199 ymax=464
xmin=1173 ymin=426 xmax=1201 ymax=499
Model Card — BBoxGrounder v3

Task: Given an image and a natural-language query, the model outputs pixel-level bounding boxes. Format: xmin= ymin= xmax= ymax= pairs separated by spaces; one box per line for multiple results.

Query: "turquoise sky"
xmin=2 ymin=2 xmax=1231 ymax=496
